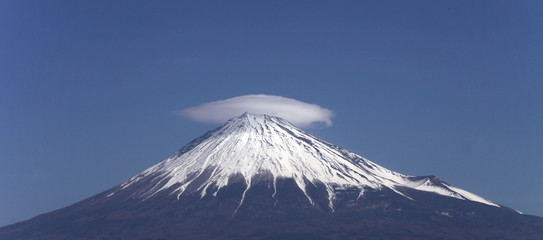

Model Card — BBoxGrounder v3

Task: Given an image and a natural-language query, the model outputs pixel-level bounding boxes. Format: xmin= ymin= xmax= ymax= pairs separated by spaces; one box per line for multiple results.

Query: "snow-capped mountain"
xmin=118 ymin=113 xmax=496 ymax=209
xmin=1 ymin=113 xmax=542 ymax=240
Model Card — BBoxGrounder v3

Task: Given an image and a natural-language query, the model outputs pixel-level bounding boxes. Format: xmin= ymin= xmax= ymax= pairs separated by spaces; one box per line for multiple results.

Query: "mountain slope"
xmin=1 ymin=113 xmax=542 ymax=240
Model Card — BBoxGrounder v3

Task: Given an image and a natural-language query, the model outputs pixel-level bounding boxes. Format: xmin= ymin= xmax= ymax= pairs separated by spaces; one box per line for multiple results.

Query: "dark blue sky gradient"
xmin=1 ymin=1 xmax=542 ymax=226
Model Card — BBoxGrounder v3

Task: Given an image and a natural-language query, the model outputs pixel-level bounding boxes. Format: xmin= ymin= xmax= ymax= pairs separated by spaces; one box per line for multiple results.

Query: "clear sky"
xmin=1 ymin=1 xmax=542 ymax=226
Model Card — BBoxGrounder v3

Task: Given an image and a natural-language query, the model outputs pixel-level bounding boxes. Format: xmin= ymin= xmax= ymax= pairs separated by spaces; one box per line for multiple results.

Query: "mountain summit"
xmin=1 ymin=113 xmax=542 ymax=239
xmin=121 ymin=113 xmax=496 ymax=209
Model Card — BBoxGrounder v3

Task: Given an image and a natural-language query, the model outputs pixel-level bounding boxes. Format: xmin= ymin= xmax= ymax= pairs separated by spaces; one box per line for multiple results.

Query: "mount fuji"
xmin=1 ymin=113 xmax=542 ymax=239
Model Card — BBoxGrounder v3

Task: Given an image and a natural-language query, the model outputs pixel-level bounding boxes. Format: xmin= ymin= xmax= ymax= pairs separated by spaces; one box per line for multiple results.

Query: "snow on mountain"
xmin=118 ymin=113 xmax=498 ymax=209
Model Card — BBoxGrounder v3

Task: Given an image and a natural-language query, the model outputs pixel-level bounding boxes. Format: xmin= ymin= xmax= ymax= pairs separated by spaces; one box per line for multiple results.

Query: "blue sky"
xmin=1 ymin=1 xmax=542 ymax=226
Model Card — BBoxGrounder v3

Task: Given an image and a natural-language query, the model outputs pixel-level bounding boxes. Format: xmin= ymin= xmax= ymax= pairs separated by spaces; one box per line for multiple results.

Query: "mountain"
xmin=1 ymin=113 xmax=542 ymax=240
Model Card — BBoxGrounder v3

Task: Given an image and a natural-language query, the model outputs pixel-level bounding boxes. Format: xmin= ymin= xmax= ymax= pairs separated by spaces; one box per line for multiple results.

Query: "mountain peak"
xmin=118 ymin=113 xmax=498 ymax=209
xmin=4 ymin=116 xmax=539 ymax=240
xmin=224 ymin=112 xmax=293 ymax=130
xmin=6 ymin=114 xmax=538 ymax=240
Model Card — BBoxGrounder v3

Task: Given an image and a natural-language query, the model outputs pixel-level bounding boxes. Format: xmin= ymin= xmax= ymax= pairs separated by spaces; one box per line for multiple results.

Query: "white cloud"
xmin=179 ymin=94 xmax=334 ymax=128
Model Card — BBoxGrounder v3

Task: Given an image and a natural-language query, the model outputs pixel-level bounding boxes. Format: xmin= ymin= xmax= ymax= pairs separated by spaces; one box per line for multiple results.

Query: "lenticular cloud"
xmin=179 ymin=94 xmax=334 ymax=128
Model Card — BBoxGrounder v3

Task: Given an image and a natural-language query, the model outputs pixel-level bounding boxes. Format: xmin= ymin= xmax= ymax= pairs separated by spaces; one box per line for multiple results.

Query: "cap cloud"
xmin=179 ymin=94 xmax=334 ymax=128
